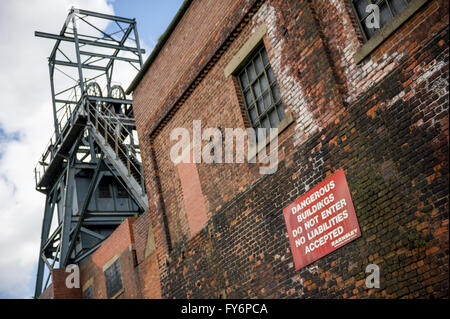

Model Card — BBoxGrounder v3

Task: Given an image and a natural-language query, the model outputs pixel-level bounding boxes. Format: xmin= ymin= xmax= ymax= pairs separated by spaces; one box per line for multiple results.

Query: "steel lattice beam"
xmin=35 ymin=31 xmax=145 ymax=53
xmin=34 ymin=7 xmax=147 ymax=299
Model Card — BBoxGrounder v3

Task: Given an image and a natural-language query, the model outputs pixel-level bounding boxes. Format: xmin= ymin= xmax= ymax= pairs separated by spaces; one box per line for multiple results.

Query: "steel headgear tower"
xmin=33 ymin=8 xmax=147 ymax=298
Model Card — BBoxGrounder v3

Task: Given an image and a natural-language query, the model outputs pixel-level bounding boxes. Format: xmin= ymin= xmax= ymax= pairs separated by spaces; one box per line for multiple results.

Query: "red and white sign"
xmin=283 ymin=169 xmax=361 ymax=270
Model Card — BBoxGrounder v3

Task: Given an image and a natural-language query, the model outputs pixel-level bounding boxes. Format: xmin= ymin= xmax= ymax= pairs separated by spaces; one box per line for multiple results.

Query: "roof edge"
xmin=126 ymin=0 xmax=193 ymax=95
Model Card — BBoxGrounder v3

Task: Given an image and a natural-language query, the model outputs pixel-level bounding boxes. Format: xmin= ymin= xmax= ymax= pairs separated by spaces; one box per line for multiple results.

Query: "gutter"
xmin=126 ymin=0 xmax=193 ymax=95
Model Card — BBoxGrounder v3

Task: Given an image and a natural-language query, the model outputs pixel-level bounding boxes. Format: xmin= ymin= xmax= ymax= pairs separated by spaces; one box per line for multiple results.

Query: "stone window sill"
xmin=111 ymin=288 xmax=124 ymax=299
xmin=353 ymin=0 xmax=429 ymax=64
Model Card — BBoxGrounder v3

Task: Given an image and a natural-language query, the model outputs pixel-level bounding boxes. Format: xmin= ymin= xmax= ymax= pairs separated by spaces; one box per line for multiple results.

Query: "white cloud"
xmin=0 ymin=0 xmax=127 ymax=299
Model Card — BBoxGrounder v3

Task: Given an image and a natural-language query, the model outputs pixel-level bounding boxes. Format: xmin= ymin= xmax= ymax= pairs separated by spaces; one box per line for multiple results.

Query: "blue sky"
xmin=111 ymin=0 xmax=184 ymax=49
xmin=0 ymin=127 xmax=20 ymax=160
xmin=0 ymin=0 xmax=183 ymax=299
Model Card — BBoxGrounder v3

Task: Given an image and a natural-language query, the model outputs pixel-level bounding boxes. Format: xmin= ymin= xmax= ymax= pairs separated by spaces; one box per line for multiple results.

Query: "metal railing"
xmin=34 ymin=86 xmax=145 ymax=196
xmin=86 ymin=101 xmax=146 ymax=195
xmin=34 ymin=99 xmax=83 ymax=189
xmin=34 ymin=132 xmax=56 ymax=189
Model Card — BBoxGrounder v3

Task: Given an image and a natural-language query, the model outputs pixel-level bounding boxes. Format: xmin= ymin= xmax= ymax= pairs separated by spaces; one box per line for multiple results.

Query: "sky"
xmin=0 ymin=0 xmax=183 ymax=299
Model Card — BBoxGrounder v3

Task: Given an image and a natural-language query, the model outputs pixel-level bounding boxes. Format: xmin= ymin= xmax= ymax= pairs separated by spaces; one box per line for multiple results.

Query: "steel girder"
xmin=34 ymin=131 xmax=143 ymax=297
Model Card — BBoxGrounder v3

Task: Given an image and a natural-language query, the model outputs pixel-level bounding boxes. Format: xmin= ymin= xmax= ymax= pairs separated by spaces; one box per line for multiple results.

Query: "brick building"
xmin=42 ymin=0 xmax=449 ymax=299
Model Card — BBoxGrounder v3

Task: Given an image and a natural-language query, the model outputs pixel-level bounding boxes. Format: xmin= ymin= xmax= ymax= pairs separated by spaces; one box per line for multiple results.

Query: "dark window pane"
xmin=263 ymin=92 xmax=271 ymax=109
xmin=362 ymin=16 xmax=377 ymax=38
xmin=261 ymin=49 xmax=269 ymax=65
xmin=249 ymin=107 xmax=257 ymax=124
xmin=116 ymin=183 xmax=128 ymax=198
xmin=254 ymin=55 xmax=264 ymax=74
xmin=105 ymin=259 xmax=123 ymax=299
xmin=98 ymin=178 xmax=111 ymax=198
xmin=269 ymin=109 xmax=280 ymax=127
xmin=244 ymin=89 xmax=253 ymax=106
xmin=389 ymin=0 xmax=407 ymax=16
xmin=354 ymin=0 xmax=370 ymax=19
xmin=267 ymin=67 xmax=275 ymax=84
xmin=379 ymin=2 xmax=392 ymax=28
xmin=262 ymin=116 xmax=270 ymax=129
xmin=248 ymin=64 xmax=256 ymax=82
xmin=257 ymin=99 xmax=265 ymax=115
xmin=252 ymin=81 xmax=261 ymax=98
xmin=277 ymin=104 xmax=286 ymax=121
xmin=260 ymin=74 xmax=269 ymax=91
xmin=240 ymin=73 xmax=248 ymax=89
xmin=272 ymin=85 xmax=281 ymax=102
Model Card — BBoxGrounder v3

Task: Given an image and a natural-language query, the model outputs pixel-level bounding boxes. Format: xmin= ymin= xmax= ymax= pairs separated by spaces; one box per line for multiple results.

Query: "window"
xmin=98 ymin=177 xmax=112 ymax=198
xmin=116 ymin=182 xmax=129 ymax=198
xmin=237 ymin=44 xmax=285 ymax=133
xmin=352 ymin=0 xmax=413 ymax=40
xmin=104 ymin=258 xmax=123 ymax=298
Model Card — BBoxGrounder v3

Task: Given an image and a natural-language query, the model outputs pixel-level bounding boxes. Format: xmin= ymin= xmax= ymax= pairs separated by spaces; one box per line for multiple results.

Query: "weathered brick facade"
xmin=79 ymin=218 xmax=142 ymax=299
xmin=65 ymin=0 xmax=448 ymax=299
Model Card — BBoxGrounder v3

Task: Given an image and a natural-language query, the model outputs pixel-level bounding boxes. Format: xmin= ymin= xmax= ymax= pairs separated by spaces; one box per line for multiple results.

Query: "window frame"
xmin=224 ymin=23 xmax=294 ymax=160
xmin=116 ymin=182 xmax=129 ymax=198
xmin=351 ymin=0 xmax=413 ymax=42
xmin=98 ymin=177 xmax=112 ymax=198
xmin=104 ymin=258 xmax=124 ymax=299
xmin=236 ymin=42 xmax=286 ymax=132
xmin=351 ymin=0 xmax=430 ymax=64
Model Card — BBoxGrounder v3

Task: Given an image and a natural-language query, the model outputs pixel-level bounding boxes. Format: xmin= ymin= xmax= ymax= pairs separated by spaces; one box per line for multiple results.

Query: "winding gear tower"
xmin=33 ymin=8 xmax=147 ymax=298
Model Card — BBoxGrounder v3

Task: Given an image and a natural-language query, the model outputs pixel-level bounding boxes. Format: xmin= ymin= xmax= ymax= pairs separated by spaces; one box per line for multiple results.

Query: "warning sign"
xmin=283 ymin=169 xmax=361 ymax=270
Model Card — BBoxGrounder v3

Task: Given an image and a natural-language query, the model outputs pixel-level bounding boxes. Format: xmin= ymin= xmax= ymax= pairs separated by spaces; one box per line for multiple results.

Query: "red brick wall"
xmin=177 ymin=159 xmax=209 ymax=238
xmin=51 ymin=268 xmax=82 ymax=299
xmin=137 ymin=251 xmax=162 ymax=298
xmin=38 ymin=284 xmax=53 ymax=299
xmin=130 ymin=0 xmax=448 ymax=299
